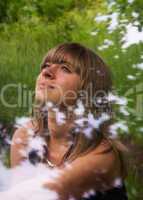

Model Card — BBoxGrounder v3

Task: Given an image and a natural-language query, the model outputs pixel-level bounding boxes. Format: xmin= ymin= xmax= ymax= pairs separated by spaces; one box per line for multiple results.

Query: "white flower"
xmin=138 ymin=127 xmax=143 ymax=132
xmin=94 ymin=14 xmax=109 ymax=22
xmin=128 ymin=0 xmax=134 ymax=4
xmin=98 ymin=39 xmax=114 ymax=51
xmin=133 ymin=63 xmax=143 ymax=70
xmin=122 ymin=23 xmax=143 ymax=48
xmin=132 ymin=12 xmax=139 ymax=18
xmin=107 ymin=13 xmax=119 ymax=33
xmin=90 ymin=31 xmax=98 ymax=36
xmin=127 ymin=75 xmax=136 ymax=80
xmin=114 ymin=55 xmax=119 ymax=59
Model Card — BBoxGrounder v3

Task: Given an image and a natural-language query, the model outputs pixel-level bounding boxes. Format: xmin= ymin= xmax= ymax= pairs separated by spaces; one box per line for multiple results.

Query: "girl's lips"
xmin=38 ymin=83 xmax=55 ymax=90
xmin=47 ymin=85 xmax=55 ymax=89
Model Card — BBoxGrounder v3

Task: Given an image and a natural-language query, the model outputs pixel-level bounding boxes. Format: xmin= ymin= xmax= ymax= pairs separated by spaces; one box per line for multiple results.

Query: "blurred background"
xmin=0 ymin=0 xmax=142 ymax=199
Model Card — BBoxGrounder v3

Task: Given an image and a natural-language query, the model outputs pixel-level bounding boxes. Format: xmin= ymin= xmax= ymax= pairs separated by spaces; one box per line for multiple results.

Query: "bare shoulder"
xmin=89 ymin=139 xmax=120 ymax=172
xmin=68 ymin=139 xmax=121 ymax=181
xmin=10 ymin=119 xmax=36 ymax=167
xmin=12 ymin=119 xmax=36 ymax=143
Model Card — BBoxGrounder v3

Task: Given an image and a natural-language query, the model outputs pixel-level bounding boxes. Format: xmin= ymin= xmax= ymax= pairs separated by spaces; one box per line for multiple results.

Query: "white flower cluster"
xmin=122 ymin=23 xmax=143 ymax=48
xmin=94 ymin=12 xmax=119 ymax=33
xmin=133 ymin=63 xmax=143 ymax=70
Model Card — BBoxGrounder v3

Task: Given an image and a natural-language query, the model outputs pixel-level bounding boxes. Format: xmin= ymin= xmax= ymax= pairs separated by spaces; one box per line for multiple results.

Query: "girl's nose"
xmin=41 ymin=64 xmax=57 ymax=80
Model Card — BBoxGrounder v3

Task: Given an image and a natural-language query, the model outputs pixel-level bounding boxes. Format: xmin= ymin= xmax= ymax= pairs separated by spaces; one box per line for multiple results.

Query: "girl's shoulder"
xmin=11 ymin=119 xmax=37 ymax=159
xmin=85 ymin=139 xmax=123 ymax=179
xmin=10 ymin=119 xmax=37 ymax=167
xmin=12 ymin=119 xmax=37 ymax=141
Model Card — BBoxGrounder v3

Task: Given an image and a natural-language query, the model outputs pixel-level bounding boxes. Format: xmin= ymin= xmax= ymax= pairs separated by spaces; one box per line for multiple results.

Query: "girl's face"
xmin=35 ymin=62 xmax=81 ymax=107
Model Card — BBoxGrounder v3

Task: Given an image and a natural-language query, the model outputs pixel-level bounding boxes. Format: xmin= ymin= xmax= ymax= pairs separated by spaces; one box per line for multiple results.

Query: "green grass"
xmin=126 ymin=168 xmax=143 ymax=200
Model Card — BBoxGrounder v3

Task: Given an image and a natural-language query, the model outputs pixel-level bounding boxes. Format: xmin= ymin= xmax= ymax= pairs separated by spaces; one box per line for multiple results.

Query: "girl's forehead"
xmin=41 ymin=48 xmax=83 ymax=75
xmin=45 ymin=51 xmax=73 ymax=64
xmin=43 ymin=54 xmax=79 ymax=70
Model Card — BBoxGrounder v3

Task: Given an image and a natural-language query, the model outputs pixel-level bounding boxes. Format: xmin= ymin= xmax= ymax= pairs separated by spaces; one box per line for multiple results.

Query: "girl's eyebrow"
xmin=59 ymin=61 xmax=74 ymax=69
xmin=42 ymin=62 xmax=52 ymax=68
xmin=44 ymin=61 xmax=71 ymax=67
xmin=40 ymin=62 xmax=50 ymax=69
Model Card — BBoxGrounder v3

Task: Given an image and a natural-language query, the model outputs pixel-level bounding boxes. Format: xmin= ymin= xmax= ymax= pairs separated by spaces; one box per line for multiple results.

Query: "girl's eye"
xmin=61 ymin=65 xmax=71 ymax=73
xmin=45 ymin=63 xmax=51 ymax=68
xmin=41 ymin=63 xmax=51 ymax=71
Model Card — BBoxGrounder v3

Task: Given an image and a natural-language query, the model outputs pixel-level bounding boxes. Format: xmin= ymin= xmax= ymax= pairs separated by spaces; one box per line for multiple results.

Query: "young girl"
xmin=10 ymin=43 xmax=128 ymax=199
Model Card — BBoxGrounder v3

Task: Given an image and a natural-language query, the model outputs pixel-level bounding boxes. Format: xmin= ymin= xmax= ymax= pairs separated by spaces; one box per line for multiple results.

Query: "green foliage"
xmin=108 ymin=0 xmax=143 ymax=30
xmin=0 ymin=0 xmax=94 ymax=24
xmin=126 ymin=165 xmax=143 ymax=199
xmin=0 ymin=0 xmax=9 ymax=22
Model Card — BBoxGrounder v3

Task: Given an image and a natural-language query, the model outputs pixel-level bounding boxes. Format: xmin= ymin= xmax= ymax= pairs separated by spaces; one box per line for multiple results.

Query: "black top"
xmin=82 ymin=184 xmax=128 ymax=200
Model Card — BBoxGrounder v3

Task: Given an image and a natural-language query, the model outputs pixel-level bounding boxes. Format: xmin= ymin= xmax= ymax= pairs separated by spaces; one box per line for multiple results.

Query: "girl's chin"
xmin=35 ymin=91 xmax=62 ymax=106
xmin=35 ymin=90 xmax=77 ymax=107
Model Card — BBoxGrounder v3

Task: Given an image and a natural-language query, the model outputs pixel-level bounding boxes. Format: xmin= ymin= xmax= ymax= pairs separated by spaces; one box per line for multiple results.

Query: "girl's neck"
xmin=47 ymin=107 xmax=75 ymax=144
